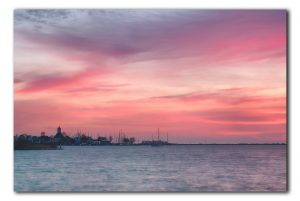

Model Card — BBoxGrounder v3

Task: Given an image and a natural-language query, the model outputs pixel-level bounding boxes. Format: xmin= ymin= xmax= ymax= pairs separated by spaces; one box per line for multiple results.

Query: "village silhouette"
xmin=14 ymin=126 xmax=172 ymax=149
xmin=14 ymin=125 xmax=285 ymax=150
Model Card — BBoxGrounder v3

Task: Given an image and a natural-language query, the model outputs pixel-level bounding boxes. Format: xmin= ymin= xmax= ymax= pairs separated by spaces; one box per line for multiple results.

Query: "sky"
xmin=14 ymin=9 xmax=286 ymax=143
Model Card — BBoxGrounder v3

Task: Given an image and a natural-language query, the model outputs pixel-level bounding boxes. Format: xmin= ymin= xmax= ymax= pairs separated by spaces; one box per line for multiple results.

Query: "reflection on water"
xmin=14 ymin=145 xmax=286 ymax=192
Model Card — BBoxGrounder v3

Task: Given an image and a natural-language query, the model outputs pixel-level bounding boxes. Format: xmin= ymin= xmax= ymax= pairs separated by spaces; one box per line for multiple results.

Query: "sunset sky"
xmin=14 ymin=10 xmax=286 ymax=143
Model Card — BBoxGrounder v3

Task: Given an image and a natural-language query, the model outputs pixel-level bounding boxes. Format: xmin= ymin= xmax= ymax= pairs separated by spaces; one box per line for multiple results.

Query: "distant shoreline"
xmin=14 ymin=143 xmax=286 ymax=150
xmin=167 ymin=143 xmax=286 ymax=145
xmin=162 ymin=143 xmax=286 ymax=145
xmin=15 ymin=127 xmax=286 ymax=148
xmin=61 ymin=143 xmax=286 ymax=146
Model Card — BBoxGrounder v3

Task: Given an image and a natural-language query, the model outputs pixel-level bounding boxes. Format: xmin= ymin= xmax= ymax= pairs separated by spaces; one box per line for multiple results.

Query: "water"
xmin=14 ymin=145 xmax=287 ymax=192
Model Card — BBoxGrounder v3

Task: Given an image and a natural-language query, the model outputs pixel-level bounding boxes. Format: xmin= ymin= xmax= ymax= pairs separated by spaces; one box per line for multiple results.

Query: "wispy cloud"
xmin=14 ymin=10 xmax=286 ymax=143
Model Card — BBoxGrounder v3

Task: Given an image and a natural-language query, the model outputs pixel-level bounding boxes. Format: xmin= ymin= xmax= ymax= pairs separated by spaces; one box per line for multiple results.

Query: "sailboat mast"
xmin=167 ymin=132 xmax=168 ymax=143
xmin=158 ymin=128 xmax=160 ymax=140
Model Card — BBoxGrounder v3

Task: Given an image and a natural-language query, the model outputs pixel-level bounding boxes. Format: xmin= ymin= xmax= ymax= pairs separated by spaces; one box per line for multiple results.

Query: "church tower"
xmin=56 ymin=126 xmax=62 ymax=135
xmin=54 ymin=126 xmax=64 ymax=143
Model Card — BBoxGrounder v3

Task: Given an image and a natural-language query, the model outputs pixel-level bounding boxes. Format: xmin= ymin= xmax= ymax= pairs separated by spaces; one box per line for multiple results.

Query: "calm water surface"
xmin=14 ymin=145 xmax=286 ymax=192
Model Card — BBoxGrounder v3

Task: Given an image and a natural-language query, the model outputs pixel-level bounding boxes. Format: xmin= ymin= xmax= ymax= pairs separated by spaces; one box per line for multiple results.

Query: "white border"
xmin=1 ymin=0 xmax=299 ymax=200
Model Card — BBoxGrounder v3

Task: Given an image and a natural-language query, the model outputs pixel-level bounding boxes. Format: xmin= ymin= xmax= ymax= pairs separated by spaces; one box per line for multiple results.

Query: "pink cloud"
xmin=15 ymin=68 xmax=110 ymax=94
xmin=14 ymin=10 xmax=286 ymax=143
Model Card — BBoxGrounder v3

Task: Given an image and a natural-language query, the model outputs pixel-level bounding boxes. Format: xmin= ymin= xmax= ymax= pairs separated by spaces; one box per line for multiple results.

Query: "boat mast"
xmin=158 ymin=128 xmax=160 ymax=140
xmin=167 ymin=132 xmax=168 ymax=143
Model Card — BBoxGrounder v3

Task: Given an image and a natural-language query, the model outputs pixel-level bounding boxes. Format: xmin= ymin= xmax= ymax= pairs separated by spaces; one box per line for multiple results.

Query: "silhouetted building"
xmin=57 ymin=126 xmax=62 ymax=135
xmin=54 ymin=126 xmax=65 ymax=143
